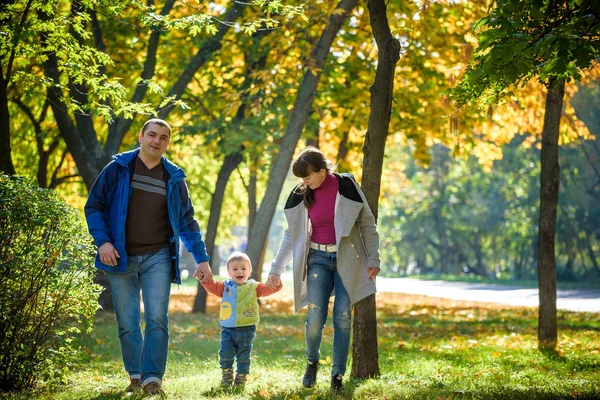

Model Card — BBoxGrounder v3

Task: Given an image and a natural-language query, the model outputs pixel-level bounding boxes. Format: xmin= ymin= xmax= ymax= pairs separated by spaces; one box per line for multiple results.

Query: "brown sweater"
xmin=125 ymin=157 xmax=170 ymax=256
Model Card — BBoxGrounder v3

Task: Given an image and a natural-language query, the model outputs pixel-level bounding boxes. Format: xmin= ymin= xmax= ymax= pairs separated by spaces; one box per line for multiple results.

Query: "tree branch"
xmin=158 ymin=0 xmax=248 ymax=119
xmin=107 ymin=0 xmax=176 ymax=152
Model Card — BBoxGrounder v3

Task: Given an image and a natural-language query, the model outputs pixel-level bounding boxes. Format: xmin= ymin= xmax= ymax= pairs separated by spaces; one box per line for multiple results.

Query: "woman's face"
xmin=302 ymin=168 xmax=327 ymax=190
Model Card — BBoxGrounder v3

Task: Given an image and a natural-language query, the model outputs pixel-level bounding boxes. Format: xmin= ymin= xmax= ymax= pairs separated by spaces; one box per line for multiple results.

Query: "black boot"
xmin=302 ymin=362 xmax=319 ymax=388
xmin=330 ymin=374 xmax=343 ymax=393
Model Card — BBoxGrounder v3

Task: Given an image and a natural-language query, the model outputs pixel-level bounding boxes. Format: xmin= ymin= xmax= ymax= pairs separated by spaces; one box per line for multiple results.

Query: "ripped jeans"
xmin=305 ymin=248 xmax=351 ymax=377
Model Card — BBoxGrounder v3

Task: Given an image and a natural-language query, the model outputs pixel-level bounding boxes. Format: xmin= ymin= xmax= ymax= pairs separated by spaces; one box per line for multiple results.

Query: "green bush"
xmin=0 ymin=175 xmax=101 ymax=391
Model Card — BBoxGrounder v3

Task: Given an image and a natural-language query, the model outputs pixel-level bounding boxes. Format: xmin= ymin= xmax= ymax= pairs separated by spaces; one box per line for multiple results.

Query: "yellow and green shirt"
xmin=202 ymin=278 xmax=281 ymax=327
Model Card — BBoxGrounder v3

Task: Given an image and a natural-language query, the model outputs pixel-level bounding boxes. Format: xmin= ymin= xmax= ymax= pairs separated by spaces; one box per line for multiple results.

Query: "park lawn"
xmin=4 ymin=279 xmax=600 ymax=400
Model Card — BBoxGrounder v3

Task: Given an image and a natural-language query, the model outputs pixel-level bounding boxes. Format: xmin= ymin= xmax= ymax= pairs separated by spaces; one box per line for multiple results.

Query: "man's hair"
xmin=141 ymin=118 xmax=172 ymax=137
xmin=227 ymin=251 xmax=252 ymax=269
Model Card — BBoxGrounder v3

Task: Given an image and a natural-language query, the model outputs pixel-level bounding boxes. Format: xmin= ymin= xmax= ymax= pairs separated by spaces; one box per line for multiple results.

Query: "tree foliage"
xmin=451 ymin=0 xmax=600 ymax=106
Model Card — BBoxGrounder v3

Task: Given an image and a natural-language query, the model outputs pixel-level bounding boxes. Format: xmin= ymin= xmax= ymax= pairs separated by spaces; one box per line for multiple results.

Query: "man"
xmin=85 ymin=118 xmax=212 ymax=395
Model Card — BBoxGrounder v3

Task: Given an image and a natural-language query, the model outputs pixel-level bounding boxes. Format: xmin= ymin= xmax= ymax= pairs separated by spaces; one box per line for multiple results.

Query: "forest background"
xmin=4 ymin=0 xmax=599 ymax=287
xmin=2 ymin=0 xmax=600 ymax=397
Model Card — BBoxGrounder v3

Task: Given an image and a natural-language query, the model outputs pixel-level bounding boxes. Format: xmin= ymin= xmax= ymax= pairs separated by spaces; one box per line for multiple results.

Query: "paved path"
xmin=376 ymin=277 xmax=600 ymax=313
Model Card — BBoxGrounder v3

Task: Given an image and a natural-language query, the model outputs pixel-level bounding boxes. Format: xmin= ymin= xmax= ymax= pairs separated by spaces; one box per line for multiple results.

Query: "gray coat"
xmin=270 ymin=173 xmax=380 ymax=313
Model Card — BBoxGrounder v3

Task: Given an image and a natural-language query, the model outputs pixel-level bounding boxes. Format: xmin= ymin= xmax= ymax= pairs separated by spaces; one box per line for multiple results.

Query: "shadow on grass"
xmin=246 ymin=387 xmax=356 ymax=400
xmin=85 ymin=393 xmax=144 ymax=400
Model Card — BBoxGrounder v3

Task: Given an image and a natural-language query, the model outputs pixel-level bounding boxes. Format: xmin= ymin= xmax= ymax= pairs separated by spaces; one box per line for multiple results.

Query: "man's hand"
xmin=367 ymin=267 xmax=380 ymax=280
xmin=99 ymin=242 xmax=120 ymax=266
xmin=266 ymin=273 xmax=282 ymax=290
xmin=194 ymin=261 xmax=212 ymax=283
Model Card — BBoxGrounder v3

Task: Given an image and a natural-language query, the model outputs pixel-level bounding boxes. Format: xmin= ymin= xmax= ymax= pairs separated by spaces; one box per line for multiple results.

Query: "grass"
xmin=3 ymin=278 xmax=600 ymax=399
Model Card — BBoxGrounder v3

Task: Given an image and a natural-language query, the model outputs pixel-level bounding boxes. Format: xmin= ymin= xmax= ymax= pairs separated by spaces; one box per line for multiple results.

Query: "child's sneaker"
xmin=221 ymin=368 xmax=234 ymax=386
xmin=234 ymin=373 xmax=247 ymax=387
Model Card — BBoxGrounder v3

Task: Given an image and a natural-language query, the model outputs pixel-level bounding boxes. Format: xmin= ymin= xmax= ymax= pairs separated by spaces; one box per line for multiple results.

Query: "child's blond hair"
xmin=227 ymin=251 xmax=252 ymax=269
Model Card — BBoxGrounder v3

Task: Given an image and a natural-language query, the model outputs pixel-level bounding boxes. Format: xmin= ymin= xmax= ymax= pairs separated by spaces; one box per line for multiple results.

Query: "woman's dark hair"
xmin=292 ymin=147 xmax=335 ymax=209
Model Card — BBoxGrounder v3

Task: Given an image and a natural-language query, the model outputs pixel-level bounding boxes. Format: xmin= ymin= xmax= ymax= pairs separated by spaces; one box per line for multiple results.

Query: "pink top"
xmin=309 ymin=173 xmax=338 ymax=244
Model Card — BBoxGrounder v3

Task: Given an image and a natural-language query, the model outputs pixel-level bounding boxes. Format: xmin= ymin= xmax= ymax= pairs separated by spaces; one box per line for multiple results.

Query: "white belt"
xmin=310 ymin=242 xmax=337 ymax=253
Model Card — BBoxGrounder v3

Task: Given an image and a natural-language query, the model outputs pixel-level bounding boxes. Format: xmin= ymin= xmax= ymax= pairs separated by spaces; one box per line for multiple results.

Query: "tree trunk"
xmin=352 ymin=0 xmax=400 ymax=379
xmin=192 ymin=152 xmax=243 ymax=313
xmin=247 ymin=163 xmax=266 ymax=281
xmin=39 ymin=6 xmax=107 ymax=190
xmin=245 ymin=0 xmax=359 ymax=271
xmin=514 ymin=242 xmax=525 ymax=280
xmin=206 ymin=153 xmax=244 ymax=272
xmin=13 ymin=98 xmax=58 ymax=188
xmin=0 ymin=72 xmax=15 ymax=175
xmin=537 ymin=77 xmax=564 ymax=350
xmin=44 ymin=58 xmax=107 ymax=190
xmin=306 ymin=124 xmax=319 ymax=149
xmin=582 ymin=231 xmax=600 ymax=277
xmin=248 ymin=163 xmax=258 ymax=232
xmin=0 ymin=0 xmax=22 ymax=176
xmin=336 ymin=128 xmax=350 ymax=168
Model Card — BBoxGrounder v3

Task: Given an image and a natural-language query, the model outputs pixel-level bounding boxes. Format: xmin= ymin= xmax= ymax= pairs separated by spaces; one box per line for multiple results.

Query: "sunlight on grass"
xmin=6 ymin=282 xmax=599 ymax=399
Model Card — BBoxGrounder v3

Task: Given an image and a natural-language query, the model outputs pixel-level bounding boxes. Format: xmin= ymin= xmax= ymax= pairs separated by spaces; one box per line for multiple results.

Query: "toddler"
xmin=200 ymin=251 xmax=282 ymax=387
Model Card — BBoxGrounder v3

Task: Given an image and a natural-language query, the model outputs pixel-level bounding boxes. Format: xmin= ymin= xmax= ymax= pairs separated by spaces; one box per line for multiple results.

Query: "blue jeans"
xmin=305 ymin=248 xmax=352 ymax=377
xmin=219 ymin=325 xmax=256 ymax=374
xmin=107 ymin=247 xmax=171 ymax=385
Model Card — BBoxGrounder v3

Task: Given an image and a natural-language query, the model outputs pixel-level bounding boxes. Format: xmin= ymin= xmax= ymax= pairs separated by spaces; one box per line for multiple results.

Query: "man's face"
xmin=227 ymin=260 xmax=251 ymax=285
xmin=139 ymin=123 xmax=170 ymax=161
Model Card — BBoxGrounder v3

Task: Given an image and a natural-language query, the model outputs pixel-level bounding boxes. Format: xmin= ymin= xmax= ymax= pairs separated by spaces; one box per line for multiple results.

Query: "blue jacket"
xmin=84 ymin=149 xmax=209 ymax=284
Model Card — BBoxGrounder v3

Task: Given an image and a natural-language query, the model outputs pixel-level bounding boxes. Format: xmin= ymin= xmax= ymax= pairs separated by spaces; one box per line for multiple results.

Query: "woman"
xmin=266 ymin=147 xmax=380 ymax=393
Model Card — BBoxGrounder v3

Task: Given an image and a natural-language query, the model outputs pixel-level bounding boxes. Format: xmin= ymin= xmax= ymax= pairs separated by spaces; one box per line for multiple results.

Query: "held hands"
xmin=266 ymin=273 xmax=282 ymax=290
xmin=99 ymin=242 xmax=120 ymax=266
xmin=367 ymin=267 xmax=380 ymax=280
xmin=194 ymin=261 xmax=213 ymax=283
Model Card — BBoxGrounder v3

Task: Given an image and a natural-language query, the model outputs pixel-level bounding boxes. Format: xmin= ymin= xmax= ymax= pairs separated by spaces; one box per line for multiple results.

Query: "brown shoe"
xmin=331 ymin=374 xmax=344 ymax=393
xmin=302 ymin=362 xmax=318 ymax=388
xmin=125 ymin=378 xmax=142 ymax=392
xmin=143 ymin=381 xmax=164 ymax=396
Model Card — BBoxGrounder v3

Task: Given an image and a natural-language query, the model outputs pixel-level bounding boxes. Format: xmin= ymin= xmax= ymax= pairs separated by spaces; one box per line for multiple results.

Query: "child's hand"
xmin=266 ymin=273 xmax=281 ymax=290
xmin=194 ymin=262 xmax=212 ymax=283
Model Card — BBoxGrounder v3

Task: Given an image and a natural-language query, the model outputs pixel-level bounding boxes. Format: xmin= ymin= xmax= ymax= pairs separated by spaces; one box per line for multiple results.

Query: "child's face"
xmin=227 ymin=259 xmax=251 ymax=285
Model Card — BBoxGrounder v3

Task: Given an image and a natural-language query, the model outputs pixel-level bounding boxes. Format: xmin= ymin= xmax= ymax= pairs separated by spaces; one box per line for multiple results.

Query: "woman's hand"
xmin=266 ymin=273 xmax=282 ymax=290
xmin=367 ymin=267 xmax=380 ymax=280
